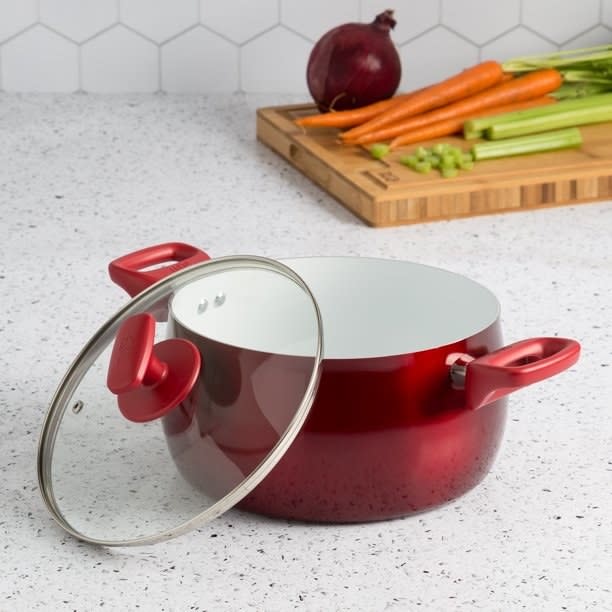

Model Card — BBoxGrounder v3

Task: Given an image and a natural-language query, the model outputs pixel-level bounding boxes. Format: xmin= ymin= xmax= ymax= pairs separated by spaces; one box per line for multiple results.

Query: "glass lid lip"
xmin=37 ymin=254 xmax=325 ymax=547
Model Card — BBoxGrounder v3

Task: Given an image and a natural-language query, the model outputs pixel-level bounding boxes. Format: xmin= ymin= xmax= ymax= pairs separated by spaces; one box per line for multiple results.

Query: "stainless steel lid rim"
xmin=37 ymin=256 xmax=324 ymax=547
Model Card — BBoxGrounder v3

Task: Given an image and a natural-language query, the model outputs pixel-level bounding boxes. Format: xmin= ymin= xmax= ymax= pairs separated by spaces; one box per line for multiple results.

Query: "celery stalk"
xmin=463 ymin=93 xmax=612 ymax=140
xmin=486 ymin=104 xmax=612 ymax=139
xmin=369 ymin=143 xmax=390 ymax=159
xmin=471 ymin=128 xmax=582 ymax=161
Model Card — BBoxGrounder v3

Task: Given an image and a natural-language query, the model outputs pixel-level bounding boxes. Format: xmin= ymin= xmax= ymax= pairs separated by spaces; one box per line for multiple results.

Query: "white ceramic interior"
xmin=170 ymin=257 xmax=500 ymax=359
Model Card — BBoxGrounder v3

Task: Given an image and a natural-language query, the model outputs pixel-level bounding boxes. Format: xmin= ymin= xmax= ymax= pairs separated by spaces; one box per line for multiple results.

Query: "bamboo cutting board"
xmin=256 ymin=102 xmax=612 ymax=227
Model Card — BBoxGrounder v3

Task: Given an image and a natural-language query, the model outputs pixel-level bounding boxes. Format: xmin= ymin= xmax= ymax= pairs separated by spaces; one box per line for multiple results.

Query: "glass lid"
xmin=37 ymin=256 xmax=323 ymax=546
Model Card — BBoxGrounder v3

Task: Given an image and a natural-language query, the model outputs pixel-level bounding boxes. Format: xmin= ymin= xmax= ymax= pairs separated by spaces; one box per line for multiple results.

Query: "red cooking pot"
xmin=37 ymin=243 xmax=580 ymax=546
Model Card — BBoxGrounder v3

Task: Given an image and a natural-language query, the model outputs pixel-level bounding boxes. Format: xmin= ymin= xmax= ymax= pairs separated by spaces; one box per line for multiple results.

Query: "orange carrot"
xmin=295 ymin=92 xmax=415 ymax=129
xmin=388 ymin=96 xmax=556 ymax=149
xmin=347 ymin=69 xmax=563 ymax=146
xmin=341 ymin=60 xmax=505 ymax=140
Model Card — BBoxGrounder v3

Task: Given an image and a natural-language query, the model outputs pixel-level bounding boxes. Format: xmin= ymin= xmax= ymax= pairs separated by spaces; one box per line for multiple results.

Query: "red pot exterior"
xmin=107 ymin=245 xmax=580 ymax=525
xmin=164 ymin=319 xmax=506 ymax=522
xmin=239 ymin=321 xmax=506 ymax=522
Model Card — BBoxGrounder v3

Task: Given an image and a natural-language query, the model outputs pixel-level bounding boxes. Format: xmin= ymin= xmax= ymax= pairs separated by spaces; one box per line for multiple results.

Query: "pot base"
xmin=235 ymin=401 xmax=507 ymax=523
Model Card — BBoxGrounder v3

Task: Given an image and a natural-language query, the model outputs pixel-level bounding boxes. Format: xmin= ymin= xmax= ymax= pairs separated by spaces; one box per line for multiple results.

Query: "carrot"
xmin=295 ymin=92 xmax=416 ymax=129
xmin=348 ymin=69 xmax=563 ymax=145
xmin=388 ymin=96 xmax=556 ymax=149
xmin=340 ymin=60 xmax=505 ymax=141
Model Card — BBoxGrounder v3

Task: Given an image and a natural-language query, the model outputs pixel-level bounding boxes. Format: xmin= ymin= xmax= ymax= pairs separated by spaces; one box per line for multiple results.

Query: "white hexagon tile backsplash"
xmin=38 ymin=0 xmax=117 ymax=44
xmin=0 ymin=0 xmax=611 ymax=92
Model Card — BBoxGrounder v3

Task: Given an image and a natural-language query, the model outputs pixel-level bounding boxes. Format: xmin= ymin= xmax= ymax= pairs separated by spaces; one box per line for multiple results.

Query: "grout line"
xmin=237 ymin=40 xmax=243 ymax=93
xmin=0 ymin=23 xmax=38 ymax=46
xmin=520 ymin=24 xmax=561 ymax=49
xmin=160 ymin=22 xmax=200 ymax=46
xmin=120 ymin=22 xmax=160 ymax=46
xmin=37 ymin=22 xmax=84 ymax=45
xmin=200 ymin=22 xmax=241 ymax=46
xmin=78 ymin=21 xmax=120 ymax=46
xmin=239 ymin=23 xmax=280 ymax=47
xmin=77 ymin=43 xmax=83 ymax=91
xmin=562 ymin=23 xmax=604 ymax=48
xmin=157 ymin=43 xmax=162 ymax=93
xmin=437 ymin=23 xmax=481 ymax=48
xmin=2 ymin=4 xmax=609 ymax=94
xmin=481 ymin=24 xmax=520 ymax=49
xmin=280 ymin=23 xmax=316 ymax=45
xmin=397 ymin=23 xmax=443 ymax=47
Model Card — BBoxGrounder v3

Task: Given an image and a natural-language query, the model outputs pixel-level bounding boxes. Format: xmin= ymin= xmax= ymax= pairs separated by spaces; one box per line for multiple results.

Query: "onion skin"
xmin=307 ymin=10 xmax=402 ymax=112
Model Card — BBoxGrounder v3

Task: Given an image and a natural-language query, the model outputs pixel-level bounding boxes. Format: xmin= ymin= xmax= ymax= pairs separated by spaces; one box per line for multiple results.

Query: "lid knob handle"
xmin=107 ymin=313 xmax=202 ymax=423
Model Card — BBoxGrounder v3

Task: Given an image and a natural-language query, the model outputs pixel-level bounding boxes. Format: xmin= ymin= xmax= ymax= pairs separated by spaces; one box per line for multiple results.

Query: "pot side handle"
xmin=108 ymin=242 xmax=211 ymax=297
xmin=463 ymin=337 xmax=580 ymax=411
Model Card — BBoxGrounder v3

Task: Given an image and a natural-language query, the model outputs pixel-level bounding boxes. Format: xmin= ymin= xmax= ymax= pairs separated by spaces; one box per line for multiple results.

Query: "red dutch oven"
xmin=37 ymin=242 xmax=580 ymax=546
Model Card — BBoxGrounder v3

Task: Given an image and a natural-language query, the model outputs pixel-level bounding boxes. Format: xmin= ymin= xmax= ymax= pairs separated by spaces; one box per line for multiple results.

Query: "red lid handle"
xmin=107 ymin=313 xmax=167 ymax=393
xmin=108 ymin=242 xmax=210 ymax=297
xmin=464 ymin=337 xmax=580 ymax=410
xmin=107 ymin=313 xmax=202 ymax=423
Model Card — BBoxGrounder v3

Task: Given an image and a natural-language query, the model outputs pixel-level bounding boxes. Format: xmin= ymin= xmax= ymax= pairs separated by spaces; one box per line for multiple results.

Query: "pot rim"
xmin=170 ymin=255 xmax=501 ymax=360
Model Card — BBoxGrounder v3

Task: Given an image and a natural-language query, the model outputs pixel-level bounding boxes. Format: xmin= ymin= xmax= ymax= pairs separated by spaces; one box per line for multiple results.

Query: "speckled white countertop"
xmin=1 ymin=93 xmax=611 ymax=611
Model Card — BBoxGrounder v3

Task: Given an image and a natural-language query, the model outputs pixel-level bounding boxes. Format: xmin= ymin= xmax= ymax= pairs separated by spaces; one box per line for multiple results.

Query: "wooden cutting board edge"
xmin=256 ymin=105 xmax=612 ymax=227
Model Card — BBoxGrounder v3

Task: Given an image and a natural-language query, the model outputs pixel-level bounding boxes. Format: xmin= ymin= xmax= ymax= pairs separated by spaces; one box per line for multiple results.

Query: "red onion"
xmin=306 ymin=10 xmax=401 ymax=112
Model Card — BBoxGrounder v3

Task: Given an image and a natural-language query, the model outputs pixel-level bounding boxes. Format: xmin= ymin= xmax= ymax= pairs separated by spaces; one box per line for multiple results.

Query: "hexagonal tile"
xmin=161 ymin=27 xmax=238 ymax=92
xmin=1 ymin=25 xmax=78 ymax=91
xmin=362 ymin=0 xmax=438 ymax=44
xmin=603 ymin=0 xmax=612 ymax=27
xmin=522 ymin=0 xmax=599 ymax=45
xmin=398 ymin=27 xmax=478 ymax=91
xmin=82 ymin=25 xmax=158 ymax=92
xmin=40 ymin=0 xmax=117 ymax=43
xmin=561 ymin=25 xmax=612 ymax=49
xmin=481 ymin=27 xmax=556 ymax=64
xmin=241 ymin=26 xmax=311 ymax=93
xmin=120 ymin=0 xmax=199 ymax=43
xmin=281 ymin=0 xmax=358 ymax=43
xmin=442 ymin=0 xmax=519 ymax=45
xmin=0 ymin=0 xmax=37 ymax=43
xmin=201 ymin=0 xmax=278 ymax=44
